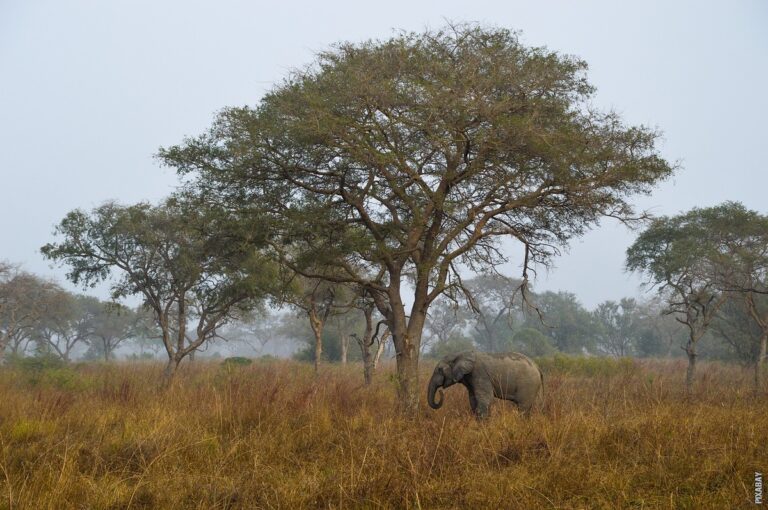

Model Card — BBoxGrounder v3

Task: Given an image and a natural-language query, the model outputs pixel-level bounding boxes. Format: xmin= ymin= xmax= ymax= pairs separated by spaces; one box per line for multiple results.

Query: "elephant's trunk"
xmin=427 ymin=377 xmax=444 ymax=409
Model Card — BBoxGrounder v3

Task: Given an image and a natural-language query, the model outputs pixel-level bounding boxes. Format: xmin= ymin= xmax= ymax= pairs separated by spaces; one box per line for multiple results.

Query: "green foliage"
xmin=288 ymin=311 xmax=365 ymax=363
xmin=460 ymin=276 xmax=522 ymax=352
xmin=41 ymin=199 xmax=280 ymax=374
xmin=511 ymin=328 xmax=556 ymax=357
xmin=8 ymin=354 xmax=91 ymax=390
xmin=525 ymin=291 xmax=597 ymax=354
xmin=8 ymin=352 xmax=66 ymax=371
xmin=627 ymin=202 xmax=768 ymax=290
xmin=536 ymin=353 xmax=638 ymax=377
xmin=592 ymin=298 xmax=640 ymax=357
xmin=427 ymin=334 xmax=475 ymax=359
xmin=627 ymin=201 xmax=768 ymax=376
xmin=37 ymin=367 xmax=91 ymax=391
xmin=221 ymin=356 xmax=253 ymax=367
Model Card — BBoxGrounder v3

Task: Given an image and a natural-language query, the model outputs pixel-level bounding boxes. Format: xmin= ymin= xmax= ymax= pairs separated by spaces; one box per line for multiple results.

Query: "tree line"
xmin=0 ymin=262 xmax=161 ymax=362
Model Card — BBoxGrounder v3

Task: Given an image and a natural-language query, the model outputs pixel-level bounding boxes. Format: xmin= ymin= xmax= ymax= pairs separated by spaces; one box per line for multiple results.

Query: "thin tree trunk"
xmin=362 ymin=346 xmax=373 ymax=385
xmin=685 ymin=340 xmax=696 ymax=397
xmin=357 ymin=304 xmax=375 ymax=385
xmin=103 ymin=338 xmax=112 ymax=362
xmin=372 ymin=330 xmax=389 ymax=370
xmin=340 ymin=333 xmax=348 ymax=364
xmin=313 ymin=330 xmax=322 ymax=374
xmin=308 ymin=305 xmax=326 ymax=375
xmin=756 ymin=332 xmax=767 ymax=394
xmin=0 ymin=335 xmax=7 ymax=364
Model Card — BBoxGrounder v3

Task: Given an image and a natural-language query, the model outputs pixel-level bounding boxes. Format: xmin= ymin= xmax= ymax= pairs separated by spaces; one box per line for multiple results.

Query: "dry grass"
xmin=0 ymin=357 xmax=764 ymax=509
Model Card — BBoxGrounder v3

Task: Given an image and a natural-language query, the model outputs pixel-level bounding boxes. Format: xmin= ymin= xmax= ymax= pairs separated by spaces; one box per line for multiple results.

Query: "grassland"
xmin=0 ymin=357 xmax=764 ymax=509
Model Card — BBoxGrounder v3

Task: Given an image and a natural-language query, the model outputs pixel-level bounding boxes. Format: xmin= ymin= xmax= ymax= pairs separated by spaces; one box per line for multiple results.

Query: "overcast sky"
xmin=1 ymin=0 xmax=766 ymax=308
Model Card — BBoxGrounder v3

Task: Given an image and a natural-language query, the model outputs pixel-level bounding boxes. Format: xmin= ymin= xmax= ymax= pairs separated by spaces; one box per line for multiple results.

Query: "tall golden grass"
xmin=0 ymin=357 xmax=764 ymax=509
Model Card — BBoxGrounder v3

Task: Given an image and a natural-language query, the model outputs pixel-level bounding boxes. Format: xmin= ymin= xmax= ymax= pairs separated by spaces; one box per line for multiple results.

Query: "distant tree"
xmin=463 ymin=275 xmax=522 ymax=352
xmin=283 ymin=276 xmax=348 ymax=373
xmin=626 ymin=203 xmax=753 ymax=394
xmin=218 ymin=309 xmax=279 ymax=356
xmin=527 ymin=291 xmax=596 ymax=354
xmin=593 ymin=298 xmax=640 ymax=357
xmin=161 ymin=25 xmax=673 ymax=413
xmin=705 ymin=203 xmax=768 ymax=390
xmin=512 ymin=327 xmax=556 ymax=357
xmin=348 ymin=289 xmax=390 ymax=385
xmin=34 ymin=293 xmax=99 ymax=362
xmin=633 ymin=298 xmax=686 ymax=358
xmin=41 ymin=199 xmax=277 ymax=381
xmin=84 ymin=303 xmax=138 ymax=361
xmin=131 ymin=306 xmax=165 ymax=358
xmin=428 ymin=333 xmax=475 ymax=359
xmin=0 ymin=266 xmax=62 ymax=361
xmin=424 ymin=295 xmax=471 ymax=354
xmin=711 ymin=296 xmax=764 ymax=367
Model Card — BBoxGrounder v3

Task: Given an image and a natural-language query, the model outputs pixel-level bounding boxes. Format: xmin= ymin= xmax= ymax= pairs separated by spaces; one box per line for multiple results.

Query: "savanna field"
xmin=0 ymin=358 xmax=765 ymax=509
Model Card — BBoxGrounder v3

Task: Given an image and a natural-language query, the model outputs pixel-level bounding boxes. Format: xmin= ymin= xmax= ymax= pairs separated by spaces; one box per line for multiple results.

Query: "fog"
xmin=1 ymin=0 xmax=766 ymax=308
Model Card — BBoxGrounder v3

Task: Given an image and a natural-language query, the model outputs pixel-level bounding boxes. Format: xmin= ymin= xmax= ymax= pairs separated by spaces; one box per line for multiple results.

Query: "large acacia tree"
xmin=161 ymin=25 xmax=673 ymax=412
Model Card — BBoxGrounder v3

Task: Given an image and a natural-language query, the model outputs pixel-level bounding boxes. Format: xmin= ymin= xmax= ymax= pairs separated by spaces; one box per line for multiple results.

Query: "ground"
xmin=0 ymin=357 xmax=764 ymax=509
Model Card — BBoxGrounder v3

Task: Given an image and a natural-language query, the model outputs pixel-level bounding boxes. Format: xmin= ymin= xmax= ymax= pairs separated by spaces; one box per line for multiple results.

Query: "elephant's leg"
xmin=517 ymin=399 xmax=534 ymax=416
xmin=475 ymin=396 xmax=491 ymax=419
xmin=472 ymin=379 xmax=494 ymax=419
xmin=468 ymin=389 xmax=478 ymax=413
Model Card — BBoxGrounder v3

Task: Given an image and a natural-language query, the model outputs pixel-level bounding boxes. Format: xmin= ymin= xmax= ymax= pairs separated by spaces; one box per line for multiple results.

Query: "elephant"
xmin=427 ymin=350 xmax=543 ymax=418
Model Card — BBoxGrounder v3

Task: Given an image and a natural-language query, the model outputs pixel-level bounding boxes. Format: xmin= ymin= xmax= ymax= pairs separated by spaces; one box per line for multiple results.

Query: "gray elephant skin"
xmin=427 ymin=350 xmax=543 ymax=418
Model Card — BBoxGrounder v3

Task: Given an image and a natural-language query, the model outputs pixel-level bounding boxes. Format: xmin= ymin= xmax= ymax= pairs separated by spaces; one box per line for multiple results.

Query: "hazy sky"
xmin=1 ymin=0 xmax=766 ymax=308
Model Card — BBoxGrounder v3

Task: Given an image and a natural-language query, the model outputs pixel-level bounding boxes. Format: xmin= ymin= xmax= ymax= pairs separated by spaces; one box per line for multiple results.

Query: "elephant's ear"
xmin=450 ymin=352 xmax=475 ymax=383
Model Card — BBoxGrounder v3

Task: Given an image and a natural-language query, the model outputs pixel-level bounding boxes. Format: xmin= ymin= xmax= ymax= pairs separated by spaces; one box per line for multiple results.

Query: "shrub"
xmin=221 ymin=356 xmax=253 ymax=367
xmin=535 ymin=353 xmax=638 ymax=377
xmin=8 ymin=353 xmax=66 ymax=372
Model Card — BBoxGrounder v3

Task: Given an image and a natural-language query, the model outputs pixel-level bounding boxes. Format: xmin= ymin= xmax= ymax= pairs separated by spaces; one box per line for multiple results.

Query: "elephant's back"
xmin=486 ymin=351 xmax=538 ymax=367
xmin=483 ymin=352 xmax=542 ymax=398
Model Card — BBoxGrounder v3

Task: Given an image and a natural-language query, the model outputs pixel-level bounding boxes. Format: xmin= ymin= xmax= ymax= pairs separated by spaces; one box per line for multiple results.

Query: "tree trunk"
xmin=103 ymin=339 xmax=112 ymax=362
xmin=755 ymin=331 xmax=767 ymax=394
xmin=395 ymin=343 xmax=420 ymax=414
xmin=0 ymin=335 xmax=7 ymax=364
xmin=308 ymin=308 xmax=324 ymax=375
xmin=314 ymin=333 xmax=322 ymax=373
xmin=374 ymin=270 xmax=429 ymax=415
xmin=391 ymin=308 xmax=426 ymax=416
xmin=685 ymin=341 xmax=696 ymax=397
xmin=162 ymin=356 xmax=181 ymax=386
xmin=372 ymin=330 xmax=389 ymax=370
xmin=362 ymin=344 xmax=373 ymax=385
xmin=340 ymin=334 xmax=348 ymax=364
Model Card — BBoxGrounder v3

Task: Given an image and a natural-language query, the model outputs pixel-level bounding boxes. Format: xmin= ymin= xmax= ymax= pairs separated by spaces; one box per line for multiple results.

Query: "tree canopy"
xmin=627 ymin=201 xmax=768 ymax=392
xmin=159 ymin=24 xmax=674 ymax=411
xmin=41 ymin=199 xmax=278 ymax=378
